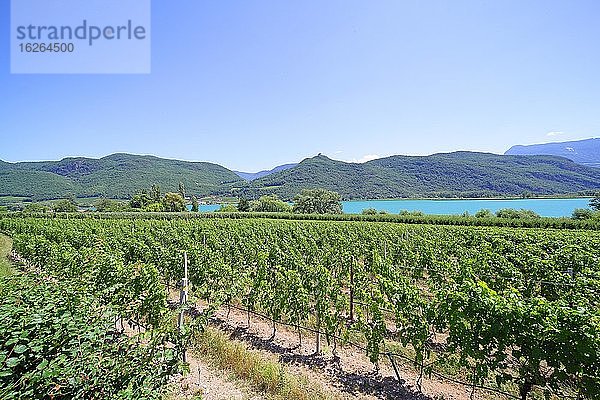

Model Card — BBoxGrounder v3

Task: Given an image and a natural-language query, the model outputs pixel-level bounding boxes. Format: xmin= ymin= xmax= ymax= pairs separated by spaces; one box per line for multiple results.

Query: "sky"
xmin=1 ymin=0 xmax=600 ymax=172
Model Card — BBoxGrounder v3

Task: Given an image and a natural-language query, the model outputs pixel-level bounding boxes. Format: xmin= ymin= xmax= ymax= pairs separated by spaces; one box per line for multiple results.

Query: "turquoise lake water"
xmin=200 ymin=198 xmax=592 ymax=217
xmin=341 ymin=198 xmax=592 ymax=217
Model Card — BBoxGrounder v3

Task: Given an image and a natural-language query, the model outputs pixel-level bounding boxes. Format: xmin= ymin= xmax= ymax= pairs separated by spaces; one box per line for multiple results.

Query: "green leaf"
xmin=13 ymin=344 xmax=28 ymax=354
xmin=5 ymin=357 xmax=19 ymax=368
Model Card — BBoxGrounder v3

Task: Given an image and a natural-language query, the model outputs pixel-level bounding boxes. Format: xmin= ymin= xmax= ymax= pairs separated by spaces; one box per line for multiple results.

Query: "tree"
xmin=250 ymin=195 xmax=292 ymax=213
xmin=496 ymin=208 xmax=540 ymax=219
xmin=216 ymin=204 xmax=238 ymax=213
xmin=572 ymin=208 xmax=594 ymax=220
xmin=292 ymin=189 xmax=342 ymax=214
xmin=151 ymin=184 xmax=161 ymax=203
xmin=237 ymin=198 xmax=251 ymax=212
xmin=178 ymin=182 xmax=186 ymax=200
xmin=95 ymin=198 xmax=125 ymax=212
xmin=23 ymin=203 xmax=49 ymax=213
xmin=52 ymin=199 xmax=78 ymax=213
xmin=475 ymin=209 xmax=494 ymax=218
xmin=130 ymin=191 xmax=152 ymax=209
xmin=144 ymin=202 xmax=164 ymax=212
xmin=399 ymin=210 xmax=424 ymax=216
xmin=191 ymin=196 xmax=199 ymax=212
xmin=590 ymin=193 xmax=600 ymax=211
xmin=162 ymin=192 xmax=186 ymax=212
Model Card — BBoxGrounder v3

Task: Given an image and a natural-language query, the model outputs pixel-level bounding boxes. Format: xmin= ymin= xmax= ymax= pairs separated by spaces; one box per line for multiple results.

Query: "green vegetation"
xmin=572 ymin=208 xmax=599 ymax=220
xmin=2 ymin=152 xmax=600 ymax=202
xmin=0 ymin=235 xmax=12 ymax=277
xmin=237 ymin=198 xmax=251 ymax=212
xmin=8 ymin=209 xmax=600 ymax=230
xmin=194 ymin=327 xmax=341 ymax=400
xmin=129 ymin=186 xmax=187 ymax=212
xmin=591 ymin=193 xmax=600 ymax=211
xmin=0 ymin=274 xmax=181 ymax=399
xmin=241 ymin=153 xmax=600 ymax=200
xmin=0 ymin=153 xmax=242 ymax=200
xmin=51 ymin=198 xmax=78 ymax=212
xmin=22 ymin=202 xmax=49 ymax=213
xmin=216 ymin=204 xmax=238 ymax=213
xmin=162 ymin=192 xmax=186 ymax=212
xmin=0 ymin=225 xmax=193 ymax=399
xmin=292 ymin=188 xmax=342 ymax=214
xmin=2 ymin=217 xmax=597 ymax=399
xmin=249 ymin=195 xmax=292 ymax=213
xmin=191 ymin=195 xmax=199 ymax=212
xmin=475 ymin=209 xmax=495 ymax=218
xmin=94 ymin=197 xmax=127 ymax=212
xmin=398 ymin=210 xmax=425 ymax=216
xmin=495 ymin=208 xmax=540 ymax=219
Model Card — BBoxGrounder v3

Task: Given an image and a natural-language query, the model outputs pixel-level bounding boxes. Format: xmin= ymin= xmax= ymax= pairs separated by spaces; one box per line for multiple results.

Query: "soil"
xmin=168 ymin=350 xmax=263 ymax=400
xmin=204 ymin=303 xmax=498 ymax=400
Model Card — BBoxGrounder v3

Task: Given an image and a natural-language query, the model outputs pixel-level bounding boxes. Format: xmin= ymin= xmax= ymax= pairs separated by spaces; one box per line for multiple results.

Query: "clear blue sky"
xmin=1 ymin=0 xmax=600 ymax=171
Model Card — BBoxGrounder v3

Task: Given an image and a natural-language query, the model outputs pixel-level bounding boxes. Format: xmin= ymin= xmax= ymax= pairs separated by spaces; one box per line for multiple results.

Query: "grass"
xmin=192 ymin=327 xmax=344 ymax=400
xmin=0 ymin=234 xmax=14 ymax=277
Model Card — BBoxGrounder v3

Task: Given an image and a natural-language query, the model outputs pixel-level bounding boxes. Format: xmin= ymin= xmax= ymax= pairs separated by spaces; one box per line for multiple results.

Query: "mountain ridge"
xmin=505 ymin=138 xmax=600 ymax=168
xmin=234 ymin=163 xmax=298 ymax=181
xmin=239 ymin=151 xmax=600 ymax=200
xmin=1 ymin=151 xmax=600 ymax=202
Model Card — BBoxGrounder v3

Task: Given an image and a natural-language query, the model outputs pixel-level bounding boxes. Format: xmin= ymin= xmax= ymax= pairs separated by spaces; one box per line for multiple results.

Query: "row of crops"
xmin=1 ymin=216 xmax=599 ymax=399
xmin=0 ymin=226 xmax=190 ymax=399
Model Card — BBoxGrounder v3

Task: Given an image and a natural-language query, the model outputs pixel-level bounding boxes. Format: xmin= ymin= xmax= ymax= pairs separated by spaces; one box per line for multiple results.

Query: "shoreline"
xmin=342 ymin=196 xmax=594 ymax=202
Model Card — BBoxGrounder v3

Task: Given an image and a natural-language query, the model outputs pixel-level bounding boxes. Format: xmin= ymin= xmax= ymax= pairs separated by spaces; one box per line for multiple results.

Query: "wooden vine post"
xmin=349 ymin=256 xmax=354 ymax=321
xmin=178 ymin=251 xmax=189 ymax=363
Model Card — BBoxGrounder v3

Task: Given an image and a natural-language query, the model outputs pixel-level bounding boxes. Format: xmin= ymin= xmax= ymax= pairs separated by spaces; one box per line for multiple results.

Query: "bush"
xmin=217 ymin=204 xmax=239 ymax=213
xmin=572 ymin=208 xmax=595 ymax=220
xmin=292 ymin=189 xmax=343 ymax=214
xmin=144 ymin=203 xmax=164 ymax=212
xmin=22 ymin=203 xmax=49 ymax=213
xmin=95 ymin=198 xmax=126 ymax=212
xmin=52 ymin=199 xmax=78 ymax=213
xmin=495 ymin=208 xmax=540 ymax=219
xmin=237 ymin=198 xmax=251 ymax=212
xmin=399 ymin=210 xmax=424 ymax=216
xmin=362 ymin=208 xmax=378 ymax=215
xmin=475 ymin=209 xmax=494 ymax=218
xmin=250 ymin=195 xmax=292 ymax=213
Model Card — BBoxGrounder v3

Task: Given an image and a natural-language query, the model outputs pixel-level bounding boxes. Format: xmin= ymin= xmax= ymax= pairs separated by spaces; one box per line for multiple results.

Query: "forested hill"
xmin=0 ymin=153 xmax=242 ymax=200
xmin=239 ymin=152 xmax=600 ymax=200
xmin=505 ymin=138 xmax=600 ymax=168
xmin=2 ymin=151 xmax=600 ymax=201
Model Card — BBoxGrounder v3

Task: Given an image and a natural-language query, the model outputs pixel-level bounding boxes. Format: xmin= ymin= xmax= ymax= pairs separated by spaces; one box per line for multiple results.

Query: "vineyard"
xmin=1 ymin=216 xmax=599 ymax=399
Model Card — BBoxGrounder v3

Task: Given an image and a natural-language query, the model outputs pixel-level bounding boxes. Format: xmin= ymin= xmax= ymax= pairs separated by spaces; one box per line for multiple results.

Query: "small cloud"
xmin=546 ymin=131 xmax=563 ymax=137
xmin=333 ymin=150 xmax=343 ymax=154
xmin=353 ymin=154 xmax=380 ymax=163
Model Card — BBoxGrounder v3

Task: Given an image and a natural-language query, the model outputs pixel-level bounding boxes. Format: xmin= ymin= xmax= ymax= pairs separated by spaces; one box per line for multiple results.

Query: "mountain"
xmin=234 ymin=163 xmax=298 ymax=181
xmin=240 ymin=152 xmax=600 ymax=200
xmin=2 ymin=151 xmax=600 ymax=202
xmin=0 ymin=153 xmax=242 ymax=200
xmin=505 ymin=138 xmax=600 ymax=167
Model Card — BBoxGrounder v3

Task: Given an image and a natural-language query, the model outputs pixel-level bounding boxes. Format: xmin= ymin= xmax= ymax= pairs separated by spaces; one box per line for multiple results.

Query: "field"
xmin=0 ymin=215 xmax=599 ymax=399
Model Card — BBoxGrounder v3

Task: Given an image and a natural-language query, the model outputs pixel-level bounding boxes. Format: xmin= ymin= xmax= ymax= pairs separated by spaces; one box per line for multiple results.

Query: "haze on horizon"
xmin=1 ymin=1 xmax=600 ymax=171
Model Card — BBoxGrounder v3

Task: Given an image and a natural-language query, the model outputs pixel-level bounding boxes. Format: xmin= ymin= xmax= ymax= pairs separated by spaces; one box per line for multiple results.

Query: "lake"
xmin=199 ymin=198 xmax=592 ymax=217
xmin=341 ymin=198 xmax=592 ymax=218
